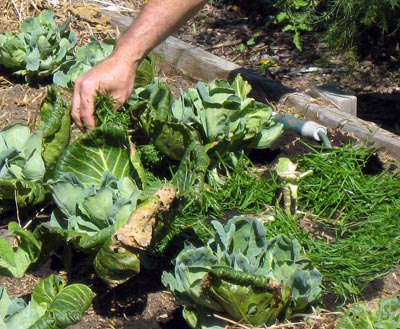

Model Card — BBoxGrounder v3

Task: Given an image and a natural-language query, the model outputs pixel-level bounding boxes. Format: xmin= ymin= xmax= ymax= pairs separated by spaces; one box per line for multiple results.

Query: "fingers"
xmin=71 ymin=78 xmax=97 ymax=131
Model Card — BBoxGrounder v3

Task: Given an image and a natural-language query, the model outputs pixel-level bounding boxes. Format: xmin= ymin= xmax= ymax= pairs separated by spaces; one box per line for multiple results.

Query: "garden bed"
xmin=0 ymin=1 xmax=399 ymax=328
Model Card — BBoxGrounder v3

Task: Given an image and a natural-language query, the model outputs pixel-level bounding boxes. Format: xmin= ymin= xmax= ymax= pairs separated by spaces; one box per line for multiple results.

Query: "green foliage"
xmin=162 ymin=216 xmax=322 ymax=328
xmin=0 ymin=10 xmax=77 ymax=83
xmin=0 ymin=124 xmax=47 ymax=212
xmin=337 ymin=295 xmax=400 ymax=328
xmin=94 ymin=94 xmax=131 ymax=130
xmin=49 ymin=172 xmax=141 ymax=239
xmin=0 ymin=10 xmax=155 ymax=86
xmin=0 ymin=123 xmax=45 ymax=182
xmin=274 ymin=0 xmax=316 ymax=50
xmin=134 ymin=74 xmax=283 ymax=162
xmin=0 ymin=274 xmax=92 ymax=328
xmin=273 ymin=0 xmax=400 ymax=57
xmin=130 ymin=74 xmax=283 ymax=199
xmin=321 ymin=0 xmax=400 ymax=57
xmin=41 ymin=172 xmax=143 ymax=285
xmin=0 ymin=86 xmax=70 ymax=213
xmin=53 ymin=38 xmax=155 ymax=89
xmin=264 ymin=144 xmax=400 ymax=302
xmin=0 ymin=222 xmax=41 ymax=278
xmin=138 ymin=144 xmax=165 ymax=169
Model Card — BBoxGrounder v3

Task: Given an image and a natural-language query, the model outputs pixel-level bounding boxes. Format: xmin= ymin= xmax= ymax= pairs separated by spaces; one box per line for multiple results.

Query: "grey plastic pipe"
xmin=273 ymin=113 xmax=332 ymax=148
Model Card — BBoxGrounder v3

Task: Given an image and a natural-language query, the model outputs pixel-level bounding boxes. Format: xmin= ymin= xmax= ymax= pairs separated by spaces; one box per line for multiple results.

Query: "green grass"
xmin=295 ymin=144 xmax=400 ymax=303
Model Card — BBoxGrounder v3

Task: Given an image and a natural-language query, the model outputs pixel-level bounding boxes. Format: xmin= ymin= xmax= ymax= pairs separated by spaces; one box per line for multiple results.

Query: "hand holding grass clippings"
xmin=71 ymin=0 xmax=207 ymax=130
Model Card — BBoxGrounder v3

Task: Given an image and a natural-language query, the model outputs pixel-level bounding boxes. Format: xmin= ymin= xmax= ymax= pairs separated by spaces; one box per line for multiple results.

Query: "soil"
xmin=0 ymin=1 xmax=399 ymax=328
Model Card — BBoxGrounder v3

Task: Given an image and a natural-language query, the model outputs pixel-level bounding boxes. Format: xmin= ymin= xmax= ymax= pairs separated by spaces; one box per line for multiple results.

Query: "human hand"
xmin=71 ymin=54 xmax=137 ymax=130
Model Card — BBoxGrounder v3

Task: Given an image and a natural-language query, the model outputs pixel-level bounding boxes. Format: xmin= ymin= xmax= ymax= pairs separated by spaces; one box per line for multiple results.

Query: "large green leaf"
xmin=55 ymin=127 xmax=132 ymax=185
xmin=39 ymin=85 xmax=71 ymax=179
xmin=30 ymin=275 xmax=93 ymax=328
xmin=93 ymin=238 xmax=140 ymax=286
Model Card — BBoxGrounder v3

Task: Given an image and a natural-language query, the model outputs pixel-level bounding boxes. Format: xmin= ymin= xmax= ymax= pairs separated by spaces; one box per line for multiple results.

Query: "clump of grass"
xmin=94 ymin=93 xmax=131 ymax=130
xmin=154 ymin=156 xmax=278 ymax=255
xmin=292 ymin=144 xmax=400 ymax=303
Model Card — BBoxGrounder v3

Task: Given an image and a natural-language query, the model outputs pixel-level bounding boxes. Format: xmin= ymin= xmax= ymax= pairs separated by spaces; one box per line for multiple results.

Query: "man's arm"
xmin=72 ymin=0 xmax=207 ymax=129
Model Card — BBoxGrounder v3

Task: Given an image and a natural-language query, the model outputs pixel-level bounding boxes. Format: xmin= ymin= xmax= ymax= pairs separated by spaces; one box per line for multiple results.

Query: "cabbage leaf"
xmin=0 ymin=222 xmax=42 ymax=278
xmin=0 ymin=274 xmax=92 ymax=328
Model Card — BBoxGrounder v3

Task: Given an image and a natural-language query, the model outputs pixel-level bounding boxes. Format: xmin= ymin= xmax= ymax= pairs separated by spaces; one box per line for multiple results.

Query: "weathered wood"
xmin=310 ymin=85 xmax=357 ymax=116
xmin=104 ymin=9 xmax=400 ymax=161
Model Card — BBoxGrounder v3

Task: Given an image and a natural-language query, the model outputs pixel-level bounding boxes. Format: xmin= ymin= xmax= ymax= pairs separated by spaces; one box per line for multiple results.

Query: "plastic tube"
xmin=273 ymin=113 xmax=332 ymax=148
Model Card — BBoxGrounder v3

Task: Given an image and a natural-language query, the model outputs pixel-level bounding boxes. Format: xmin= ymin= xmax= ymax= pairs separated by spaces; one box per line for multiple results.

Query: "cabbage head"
xmin=49 ymin=171 xmax=142 ymax=245
xmin=0 ymin=124 xmax=47 ymax=212
xmin=162 ymin=216 xmax=322 ymax=328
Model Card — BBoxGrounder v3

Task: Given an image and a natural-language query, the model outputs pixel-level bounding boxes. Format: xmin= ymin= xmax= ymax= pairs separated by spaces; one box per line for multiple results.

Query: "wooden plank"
xmin=105 ymin=9 xmax=400 ymax=160
xmin=310 ymin=85 xmax=357 ymax=116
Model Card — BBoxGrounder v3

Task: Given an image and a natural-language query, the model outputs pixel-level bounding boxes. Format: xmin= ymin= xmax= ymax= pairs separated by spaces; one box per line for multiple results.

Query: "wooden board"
xmin=105 ymin=9 xmax=400 ymax=161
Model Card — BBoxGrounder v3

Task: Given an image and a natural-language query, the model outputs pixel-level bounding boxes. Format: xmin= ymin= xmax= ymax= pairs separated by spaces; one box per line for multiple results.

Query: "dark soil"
xmin=1 ymin=1 xmax=399 ymax=328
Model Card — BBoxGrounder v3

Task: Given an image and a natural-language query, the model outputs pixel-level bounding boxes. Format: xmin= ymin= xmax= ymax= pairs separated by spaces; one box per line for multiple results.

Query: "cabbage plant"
xmin=0 ymin=274 xmax=92 ymax=328
xmin=337 ymin=295 xmax=400 ymax=329
xmin=0 ymin=124 xmax=47 ymax=213
xmin=0 ymin=86 xmax=71 ymax=213
xmin=33 ymin=124 xmax=176 ymax=286
xmin=49 ymin=171 xmax=142 ymax=246
xmin=0 ymin=123 xmax=45 ymax=182
xmin=0 ymin=10 xmax=77 ymax=83
xmin=129 ymin=74 xmax=284 ymax=198
xmin=43 ymin=171 xmax=176 ymax=286
xmin=133 ymin=74 xmax=283 ymax=163
xmin=162 ymin=216 xmax=322 ymax=328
